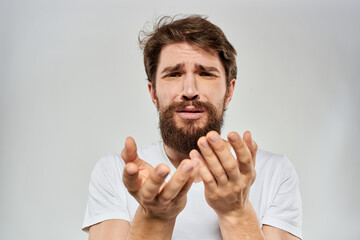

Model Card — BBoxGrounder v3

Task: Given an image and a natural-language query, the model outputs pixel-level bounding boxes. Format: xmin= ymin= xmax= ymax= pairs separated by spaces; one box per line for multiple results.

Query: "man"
xmin=82 ymin=15 xmax=302 ymax=240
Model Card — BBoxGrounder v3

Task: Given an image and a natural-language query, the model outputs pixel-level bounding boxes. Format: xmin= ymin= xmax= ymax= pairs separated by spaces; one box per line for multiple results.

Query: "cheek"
xmin=200 ymin=85 xmax=226 ymax=103
xmin=155 ymin=91 xmax=174 ymax=110
xmin=208 ymin=91 xmax=228 ymax=113
xmin=157 ymin=85 xmax=182 ymax=105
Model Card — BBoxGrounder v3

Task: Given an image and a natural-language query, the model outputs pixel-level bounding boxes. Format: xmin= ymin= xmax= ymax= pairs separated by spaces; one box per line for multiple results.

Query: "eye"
xmin=199 ymin=72 xmax=216 ymax=77
xmin=165 ymin=72 xmax=182 ymax=78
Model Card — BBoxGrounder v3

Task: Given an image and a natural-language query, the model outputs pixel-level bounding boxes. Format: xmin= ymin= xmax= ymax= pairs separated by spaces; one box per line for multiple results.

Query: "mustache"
xmin=160 ymin=100 xmax=216 ymax=113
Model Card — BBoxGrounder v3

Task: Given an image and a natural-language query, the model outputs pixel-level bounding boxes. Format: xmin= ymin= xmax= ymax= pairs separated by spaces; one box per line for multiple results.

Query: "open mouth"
xmin=178 ymin=109 xmax=204 ymax=113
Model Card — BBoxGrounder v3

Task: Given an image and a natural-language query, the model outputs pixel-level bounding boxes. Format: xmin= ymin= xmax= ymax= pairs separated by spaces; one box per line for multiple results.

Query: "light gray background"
xmin=1 ymin=0 xmax=359 ymax=239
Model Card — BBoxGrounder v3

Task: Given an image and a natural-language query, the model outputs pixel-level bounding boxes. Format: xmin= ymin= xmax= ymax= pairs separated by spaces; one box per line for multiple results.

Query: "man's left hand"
xmin=190 ymin=130 xmax=257 ymax=218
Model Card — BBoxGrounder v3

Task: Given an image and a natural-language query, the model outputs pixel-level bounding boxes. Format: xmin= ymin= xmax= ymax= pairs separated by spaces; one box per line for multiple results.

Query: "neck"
xmin=163 ymin=143 xmax=189 ymax=168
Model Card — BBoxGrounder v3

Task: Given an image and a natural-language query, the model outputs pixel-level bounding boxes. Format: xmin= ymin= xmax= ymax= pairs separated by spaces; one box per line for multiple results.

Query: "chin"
xmin=175 ymin=116 xmax=207 ymax=128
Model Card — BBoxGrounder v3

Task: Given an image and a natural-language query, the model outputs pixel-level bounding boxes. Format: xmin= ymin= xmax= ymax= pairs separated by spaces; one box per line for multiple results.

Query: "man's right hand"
xmin=121 ymin=137 xmax=198 ymax=239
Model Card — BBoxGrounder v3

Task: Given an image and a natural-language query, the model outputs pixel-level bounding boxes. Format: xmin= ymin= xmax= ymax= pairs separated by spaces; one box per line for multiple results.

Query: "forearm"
xmin=126 ymin=207 xmax=176 ymax=240
xmin=217 ymin=203 xmax=264 ymax=240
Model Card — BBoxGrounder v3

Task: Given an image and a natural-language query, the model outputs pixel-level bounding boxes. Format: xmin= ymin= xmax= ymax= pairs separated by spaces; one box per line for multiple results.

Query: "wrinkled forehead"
xmin=157 ymin=42 xmax=224 ymax=74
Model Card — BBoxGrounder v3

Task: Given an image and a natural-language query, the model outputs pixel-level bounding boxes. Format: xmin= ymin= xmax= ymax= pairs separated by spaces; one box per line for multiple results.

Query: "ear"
xmin=148 ymin=82 xmax=158 ymax=108
xmin=224 ymin=79 xmax=236 ymax=107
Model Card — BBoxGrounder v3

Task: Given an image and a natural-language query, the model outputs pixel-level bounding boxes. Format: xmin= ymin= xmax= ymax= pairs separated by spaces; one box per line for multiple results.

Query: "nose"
xmin=181 ymin=73 xmax=199 ymax=101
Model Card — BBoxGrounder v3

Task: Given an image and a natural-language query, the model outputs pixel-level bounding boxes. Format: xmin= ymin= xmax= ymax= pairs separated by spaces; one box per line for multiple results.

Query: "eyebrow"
xmin=196 ymin=64 xmax=220 ymax=73
xmin=160 ymin=63 xmax=184 ymax=74
xmin=160 ymin=63 xmax=220 ymax=74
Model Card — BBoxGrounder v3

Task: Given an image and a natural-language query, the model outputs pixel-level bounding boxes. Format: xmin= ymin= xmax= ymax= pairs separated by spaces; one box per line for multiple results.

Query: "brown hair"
xmin=139 ymin=15 xmax=237 ymax=89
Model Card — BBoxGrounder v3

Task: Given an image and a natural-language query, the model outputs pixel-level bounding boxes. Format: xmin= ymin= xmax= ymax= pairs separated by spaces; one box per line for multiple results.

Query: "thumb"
xmin=121 ymin=136 xmax=140 ymax=164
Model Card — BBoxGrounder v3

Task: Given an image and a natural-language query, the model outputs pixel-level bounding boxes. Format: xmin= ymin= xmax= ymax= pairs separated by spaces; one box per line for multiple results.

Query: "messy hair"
xmin=139 ymin=15 xmax=237 ymax=89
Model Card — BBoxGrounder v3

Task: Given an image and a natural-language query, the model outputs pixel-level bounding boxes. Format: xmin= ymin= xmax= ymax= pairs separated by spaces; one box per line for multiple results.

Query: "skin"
xmin=149 ymin=42 xmax=235 ymax=166
xmin=88 ymin=42 xmax=300 ymax=240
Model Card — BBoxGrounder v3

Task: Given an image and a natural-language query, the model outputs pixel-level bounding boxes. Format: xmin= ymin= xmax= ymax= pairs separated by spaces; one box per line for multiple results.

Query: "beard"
xmin=158 ymin=99 xmax=226 ymax=155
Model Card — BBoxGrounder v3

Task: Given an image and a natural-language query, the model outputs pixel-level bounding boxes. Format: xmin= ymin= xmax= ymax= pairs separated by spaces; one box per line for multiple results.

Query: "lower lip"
xmin=176 ymin=112 xmax=204 ymax=120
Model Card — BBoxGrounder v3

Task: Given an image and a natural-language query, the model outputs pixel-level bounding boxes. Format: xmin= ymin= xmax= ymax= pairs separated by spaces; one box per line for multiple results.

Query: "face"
xmin=148 ymin=42 xmax=235 ymax=154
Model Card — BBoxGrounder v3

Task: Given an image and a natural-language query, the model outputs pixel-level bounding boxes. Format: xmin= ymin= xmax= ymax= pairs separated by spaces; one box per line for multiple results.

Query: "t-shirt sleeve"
xmin=82 ymin=155 xmax=130 ymax=232
xmin=262 ymin=156 xmax=302 ymax=239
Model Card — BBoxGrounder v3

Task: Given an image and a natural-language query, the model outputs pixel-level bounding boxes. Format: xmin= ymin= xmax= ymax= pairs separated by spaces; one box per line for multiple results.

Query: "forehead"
xmin=157 ymin=42 xmax=224 ymax=72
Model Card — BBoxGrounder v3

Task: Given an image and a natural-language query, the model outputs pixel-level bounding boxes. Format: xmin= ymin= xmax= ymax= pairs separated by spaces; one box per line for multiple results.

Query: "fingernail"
xmin=156 ymin=168 xmax=168 ymax=177
xmin=192 ymin=150 xmax=201 ymax=158
xmin=182 ymin=163 xmax=193 ymax=173
xmin=229 ymin=133 xmax=239 ymax=142
xmin=208 ymin=133 xmax=219 ymax=143
xmin=200 ymin=139 xmax=210 ymax=148
xmin=125 ymin=167 xmax=134 ymax=175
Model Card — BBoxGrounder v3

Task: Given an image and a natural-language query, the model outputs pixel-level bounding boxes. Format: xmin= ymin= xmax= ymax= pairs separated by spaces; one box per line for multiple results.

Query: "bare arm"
xmin=89 ymin=220 xmax=130 ymax=240
xmin=263 ymin=225 xmax=300 ymax=240
xmin=87 ymin=210 xmax=299 ymax=240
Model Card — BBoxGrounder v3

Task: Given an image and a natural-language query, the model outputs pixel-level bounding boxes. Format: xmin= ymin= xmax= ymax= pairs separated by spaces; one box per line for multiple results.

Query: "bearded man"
xmin=82 ymin=15 xmax=302 ymax=240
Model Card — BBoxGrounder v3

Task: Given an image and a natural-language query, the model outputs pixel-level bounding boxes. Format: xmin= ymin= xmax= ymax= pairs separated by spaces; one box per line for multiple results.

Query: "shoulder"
xmin=88 ymin=153 xmax=124 ymax=192
xmin=255 ymin=149 xmax=297 ymax=179
xmin=256 ymin=148 xmax=291 ymax=167
xmin=92 ymin=153 xmax=123 ymax=177
xmin=252 ymin=148 xmax=300 ymax=200
xmin=254 ymin=150 xmax=302 ymax=238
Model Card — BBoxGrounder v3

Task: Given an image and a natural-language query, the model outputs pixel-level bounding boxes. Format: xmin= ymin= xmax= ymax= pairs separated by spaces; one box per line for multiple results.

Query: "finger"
xmin=121 ymin=137 xmax=141 ymax=164
xmin=190 ymin=149 xmax=217 ymax=191
xmin=188 ymin=154 xmax=200 ymax=179
xmin=176 ymin=168 xmax=197 ymax=199
xmin=206 ymin=131 xmax=241 ymax=182
xmin=159 ymin=159 xmax=194 ymax=202
xmin=176 ymin=156 xmax=201 ymax=198
xmin=189 ymin=149 xmax=202 ymax=166
xmin=198 ymin=136 xmax=228 ymax=185
xmin=227 ymin=131 xmax=253 ymax=176
xmin=252 ymin=140 xmax=258 ymax=166
xmin=123 ymin=162 xmax=142 ymax=193
xmin=176 ymin=177 xmax=194 ymax=200
xmin=243 ymin=131 xmax=258 ymax=166
xmin=189 ymin=150 xmax=202 ymax=183
xmin=139 ymin=163 xmax=170 ymax=201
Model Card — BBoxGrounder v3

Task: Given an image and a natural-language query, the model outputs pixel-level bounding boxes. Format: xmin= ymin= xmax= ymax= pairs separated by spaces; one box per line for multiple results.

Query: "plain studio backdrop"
xmin=1 ymin=0 xmax=359 ymax=239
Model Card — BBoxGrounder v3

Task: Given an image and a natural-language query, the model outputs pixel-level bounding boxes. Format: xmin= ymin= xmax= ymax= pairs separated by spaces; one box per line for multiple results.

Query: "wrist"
xmin=217 ymin=203 xmax=264 ymax=240
xmin=216 ymin=200 xmax=254 ymax=221
xmin=127 ymin=207 xmax=176 ymax=240
xmin=140 ymin=206 xmax=177 ymax=222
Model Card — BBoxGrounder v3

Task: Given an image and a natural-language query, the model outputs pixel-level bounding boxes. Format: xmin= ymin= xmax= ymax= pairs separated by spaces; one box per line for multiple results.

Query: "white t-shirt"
xmin=82 ymin=141 xmax=302 ymax=239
